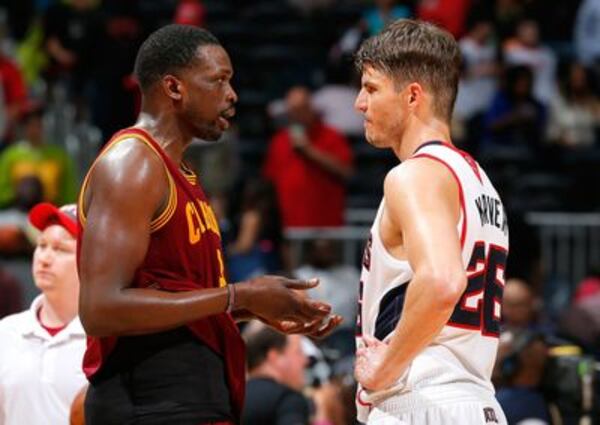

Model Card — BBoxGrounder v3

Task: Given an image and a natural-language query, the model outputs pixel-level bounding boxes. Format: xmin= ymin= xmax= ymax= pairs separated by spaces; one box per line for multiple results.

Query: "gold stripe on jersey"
xmin=78 ymin=131 xmax=177 ymax=233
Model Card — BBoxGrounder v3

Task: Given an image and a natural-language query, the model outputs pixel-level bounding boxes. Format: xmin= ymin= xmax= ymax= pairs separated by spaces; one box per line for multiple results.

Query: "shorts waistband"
xmin=376 ymin=383 xmax=496 ymax=415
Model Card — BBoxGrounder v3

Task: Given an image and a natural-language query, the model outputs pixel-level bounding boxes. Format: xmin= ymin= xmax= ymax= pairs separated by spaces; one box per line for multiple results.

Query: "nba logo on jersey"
xmin=483 ymin=407 xmax=499 ymax=423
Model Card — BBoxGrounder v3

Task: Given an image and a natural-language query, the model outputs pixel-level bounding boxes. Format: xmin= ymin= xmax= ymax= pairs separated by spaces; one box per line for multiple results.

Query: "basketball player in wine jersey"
xmin=78 ymin=25 xmax=341 ymax=425
xmin=353 ymin=20 xmax=509 ymax=425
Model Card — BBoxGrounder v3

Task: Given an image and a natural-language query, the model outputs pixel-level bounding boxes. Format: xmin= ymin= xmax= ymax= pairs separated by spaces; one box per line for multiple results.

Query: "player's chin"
xmin=197 ymin=126 xmax=223 ymax=142
xmin=365 ymin=134 xmax=386 ymax=149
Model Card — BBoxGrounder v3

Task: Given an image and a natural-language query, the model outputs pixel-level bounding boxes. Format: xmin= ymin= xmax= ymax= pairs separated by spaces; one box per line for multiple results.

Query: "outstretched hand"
xmin=259 ymin=314 xmax=343 ymax=339
xmin=238 ymin=275 xmax=332 ymax=328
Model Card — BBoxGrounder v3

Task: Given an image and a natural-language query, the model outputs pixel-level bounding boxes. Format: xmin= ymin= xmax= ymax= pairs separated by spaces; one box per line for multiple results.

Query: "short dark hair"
xmin=134 ymin=24 xmax=220 ymax=91
xmin=244 ymin=327 xmax=288 ymax=371
xmin=355 ymin=19 xmax=461 ymax=122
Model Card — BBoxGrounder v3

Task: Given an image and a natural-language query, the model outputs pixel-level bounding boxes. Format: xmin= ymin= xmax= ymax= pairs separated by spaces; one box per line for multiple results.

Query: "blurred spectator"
xmin=572 ymin=267 xmax=600 ymax=304
xmin=43 ymin=0 xmax=103 ymax=97
xmin=288 ymin=0 xmax=336 ymax=15
xmin=503 ymin=19 xmax=557 ymax=105
xmin=311 ymin=381 xmax=347 ymax=425
xmin=574 ymin=0 xmax=600 ymax=67
xmin=333 ymin=0 xmax=410 ymax=58
xmin=263 ymin=86 xmax=353 ymax=228
xmin=0 ymin=202 xmax=86 ymax=425
xmin=242 ymin=325 xmax=310 ymax=425
xmin=454 ymin=15 xmax=499 ymax=122
xmin=495 ymin=332 xmax=551 ymax=425
xmin=0 ymin=48 xmax=27 ymax=144
xmin=227 ymin=178 xmax=284 ymax=282
xmin=484 ymin=65 xmax=546 ymax=150
xmin=493 ymin=0 xmax=526 ymax=41
xmin=502 ymin=278 xmax=539 ymax=333
xmin=0 ymin=267 xmax=23 ymax=319
xmin=362 ymin=0 xmax=411 ymax=37
xmin=89 ymin=0 xmax=142 ymax=139
xmin=558 ymin=268 xmax=600 ymax=351
xmin=0 ymin=103 xmax=77 ymax=208
xmin=547 ymin=63 xmax=600 ymax=148
xmin=0 ymin=176 xmax=43 ymax=255
xmin=173 ymin=0 xmax=205 ymax=27
xmin=559 ymin=292 xmax=600 ymax=352
xmin=417 ymin=0 xmax=471 ymax=38
xmin=294 ymin=239 xmax=358 ymax=356
xmin=312 ymin=62 xmax=364 ymax=137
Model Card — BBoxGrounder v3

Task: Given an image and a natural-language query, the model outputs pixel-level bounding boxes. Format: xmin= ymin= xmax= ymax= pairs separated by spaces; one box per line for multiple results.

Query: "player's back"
xmin=357 ymin=141 xmax=509 ymax=419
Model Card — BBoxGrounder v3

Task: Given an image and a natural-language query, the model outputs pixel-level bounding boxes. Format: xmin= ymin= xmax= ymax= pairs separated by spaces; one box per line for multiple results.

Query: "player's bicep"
xmin=79 ymin=144 xmax=166 ymax=307
xmin=385 ymin=160 xmax=462 ymax=279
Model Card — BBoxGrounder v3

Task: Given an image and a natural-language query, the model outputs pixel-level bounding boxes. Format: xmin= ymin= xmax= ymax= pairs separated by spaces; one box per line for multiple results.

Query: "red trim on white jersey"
xmin=411 ymin=153 xmax=467 ymax=249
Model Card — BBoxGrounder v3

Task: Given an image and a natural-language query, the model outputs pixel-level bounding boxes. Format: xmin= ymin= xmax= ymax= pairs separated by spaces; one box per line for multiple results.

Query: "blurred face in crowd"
xmin=274 ymin=335 xmax=307 ymax=391
xmin=569 ymin=64 xmax=589 ymax=93
xmin=502 ymin=278 xmax=536 ymax=329
xmin=71 ymin=0 xmax=95 ymax=11
xmin=355 ymin=64 xmax=409 ymax=149
xmin=24 ymin=114 xmax=44 ymax=146
xmin=33 ymin=224 xmax=79 ymax=301
xmin=286 ymin=87 xmax=317 ymax=128
xmin=375 ymin=0 xmax=397 ymax=10
xmin=175 ymin=44 xmax=237 ymax=141
xmin=471 ymin=21 xmax=493 ymax=44
xmin=310 ymin=239 xmax=337 ymax=269
xmin=516 ymin=20 xmax=539 ymax=47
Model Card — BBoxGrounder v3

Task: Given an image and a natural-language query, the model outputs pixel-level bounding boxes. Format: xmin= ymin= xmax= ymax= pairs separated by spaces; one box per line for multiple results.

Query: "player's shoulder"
xmin=386 ymin=156 xmax=454 ymax=190
xmin=91 ymin=136 xmax=166 ymax=185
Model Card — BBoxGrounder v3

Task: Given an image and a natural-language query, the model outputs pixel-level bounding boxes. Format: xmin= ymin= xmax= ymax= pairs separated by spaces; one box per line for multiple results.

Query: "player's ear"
xmin=161 ymin=74 xmax=184 ymax=101
xmin=406 ymin=82 xmax=422 ymax=109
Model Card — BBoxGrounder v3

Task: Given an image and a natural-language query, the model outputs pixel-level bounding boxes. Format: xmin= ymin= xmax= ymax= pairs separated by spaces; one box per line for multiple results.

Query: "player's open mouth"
xmin=217 ymin=108 xmax=236 ymax=130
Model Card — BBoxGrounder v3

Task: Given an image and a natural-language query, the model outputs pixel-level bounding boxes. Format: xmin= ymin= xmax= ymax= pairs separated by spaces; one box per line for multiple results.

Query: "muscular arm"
xmin=79 ymin=139 xmax=232 ymax=337
xmin=79 ymin=139 xmax=335 ymax=337
xmin=359 ymin=159 xmax=467 ymax=390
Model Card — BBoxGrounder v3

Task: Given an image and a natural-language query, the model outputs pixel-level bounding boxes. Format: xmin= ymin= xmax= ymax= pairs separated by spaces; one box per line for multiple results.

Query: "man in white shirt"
xmin=0 ymin=202 xmax=86 ymax=425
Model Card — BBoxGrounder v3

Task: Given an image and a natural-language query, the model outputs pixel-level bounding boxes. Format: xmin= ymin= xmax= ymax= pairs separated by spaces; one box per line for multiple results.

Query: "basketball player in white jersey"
xmin=352 ymin=19 xmax=509 ymax=425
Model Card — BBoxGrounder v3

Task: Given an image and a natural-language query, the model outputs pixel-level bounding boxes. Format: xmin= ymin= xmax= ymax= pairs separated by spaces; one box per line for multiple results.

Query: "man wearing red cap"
xmin=0 ymin=203 xmax=87 ymax=425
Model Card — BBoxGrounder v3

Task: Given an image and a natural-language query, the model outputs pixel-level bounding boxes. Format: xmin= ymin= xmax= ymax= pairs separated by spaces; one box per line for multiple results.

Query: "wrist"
xmin=232 ymin=281 xmax=250 ymax=311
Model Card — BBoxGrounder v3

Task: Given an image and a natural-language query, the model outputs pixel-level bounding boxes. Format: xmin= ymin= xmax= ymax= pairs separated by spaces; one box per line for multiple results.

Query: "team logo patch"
xmin=483 ymin=407 xmax=498 ymax=423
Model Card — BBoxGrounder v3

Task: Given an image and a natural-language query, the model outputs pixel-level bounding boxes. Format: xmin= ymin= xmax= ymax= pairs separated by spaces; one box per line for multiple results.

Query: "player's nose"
xmin=354 ymin=90 xmax=367 ymax=114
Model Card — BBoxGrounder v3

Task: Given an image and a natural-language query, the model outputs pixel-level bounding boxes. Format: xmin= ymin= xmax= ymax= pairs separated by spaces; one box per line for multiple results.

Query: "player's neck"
xmin=394 ymin=115 xmax=452 ymax=161
xmin=136 ymin=108 xmax=190 ymax=165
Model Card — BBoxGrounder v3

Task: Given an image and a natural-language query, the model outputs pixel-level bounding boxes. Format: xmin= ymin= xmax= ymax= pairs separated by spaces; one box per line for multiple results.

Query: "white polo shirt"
xmin=0 ymin=295 xmax=87 ymax=425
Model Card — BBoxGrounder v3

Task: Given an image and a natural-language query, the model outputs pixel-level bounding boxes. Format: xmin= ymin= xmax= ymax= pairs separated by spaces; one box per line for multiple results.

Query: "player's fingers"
xmin=309 ymin=315 xmax=343 ymax=339
xmin=282 ymin=277 xmax=319 ymax=290
xmin=277 ymin=320 xmax=307 ymax=334
xmin=297 ymin=299 xmax=331 ymax=320
xmin=363 ymin=334 xmax=381 ymax=347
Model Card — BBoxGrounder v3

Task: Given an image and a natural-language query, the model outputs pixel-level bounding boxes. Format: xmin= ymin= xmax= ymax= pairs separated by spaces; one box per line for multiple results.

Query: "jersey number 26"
xmin=447 ymin=242 xmax=508 ymax=337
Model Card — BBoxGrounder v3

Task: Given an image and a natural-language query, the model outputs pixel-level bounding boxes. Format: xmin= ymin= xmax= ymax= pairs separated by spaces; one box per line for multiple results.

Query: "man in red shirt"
xmin=263 ymin=86 xmax=353 ymax=228
xmin=0 ymin=53 xmax=27 ymax=143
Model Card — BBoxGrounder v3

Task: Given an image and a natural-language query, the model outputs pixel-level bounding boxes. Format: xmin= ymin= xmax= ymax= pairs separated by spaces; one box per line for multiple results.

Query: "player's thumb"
xmin=284 ymin=277 xmax=319 ymax=290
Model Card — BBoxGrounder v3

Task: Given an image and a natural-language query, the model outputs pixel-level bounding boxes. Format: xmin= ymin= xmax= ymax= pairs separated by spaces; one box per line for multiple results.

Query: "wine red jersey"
xmin=77 ymin=127 xmax=245 ymax=419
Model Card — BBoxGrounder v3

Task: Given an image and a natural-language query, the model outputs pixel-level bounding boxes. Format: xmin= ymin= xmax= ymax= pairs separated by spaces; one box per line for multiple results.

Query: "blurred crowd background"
xmin=0 ymin=0 xmax=599 ymax=424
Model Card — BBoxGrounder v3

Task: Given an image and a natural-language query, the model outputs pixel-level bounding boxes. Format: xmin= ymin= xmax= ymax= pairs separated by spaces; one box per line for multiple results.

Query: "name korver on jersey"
xmin=474 ymin=194 xmax=508 ymax=236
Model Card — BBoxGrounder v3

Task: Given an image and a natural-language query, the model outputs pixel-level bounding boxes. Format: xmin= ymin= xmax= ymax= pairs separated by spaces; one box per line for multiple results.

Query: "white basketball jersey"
xmin=356 ymin=142 xmax=509 ymax=422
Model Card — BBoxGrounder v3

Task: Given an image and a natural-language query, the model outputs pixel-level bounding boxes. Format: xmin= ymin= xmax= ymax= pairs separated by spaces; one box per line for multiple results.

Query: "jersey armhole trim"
xmin=78 ymin=133 xmax=177 ymax=233
xmin=410 ymin=153 xmax=466 ymax=248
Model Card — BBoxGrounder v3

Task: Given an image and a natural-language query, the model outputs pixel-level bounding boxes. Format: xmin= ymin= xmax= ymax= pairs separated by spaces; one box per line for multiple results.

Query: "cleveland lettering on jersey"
xmin=474 ymin=194 xmax=508 ymax=236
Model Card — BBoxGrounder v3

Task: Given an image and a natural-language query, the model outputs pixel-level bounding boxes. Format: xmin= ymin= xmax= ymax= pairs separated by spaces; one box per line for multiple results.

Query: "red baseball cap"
xmin=29 ymin=203 xmax=78 ymax=237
